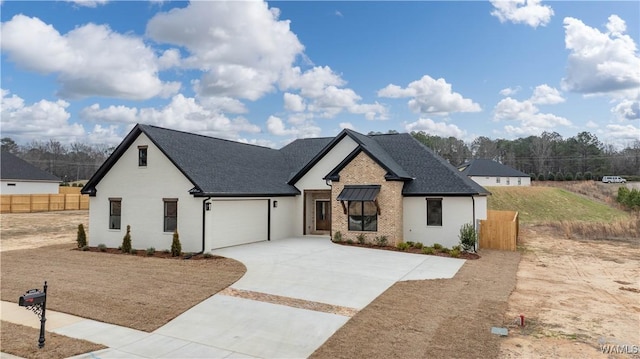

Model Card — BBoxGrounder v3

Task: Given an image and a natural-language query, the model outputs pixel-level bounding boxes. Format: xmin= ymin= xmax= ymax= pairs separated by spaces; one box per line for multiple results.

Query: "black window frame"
xmin=426 ymin=198 xmax=442 ymax=227
xmin=138 ymin=146 xmax=148 ymax=167
xmin=163 ymin=199 xmax=178 ymax=233
xmin=109 ymin=198 xmax=121 ymax=230
xmin=347 ymin=200 xmax=378 ymax=232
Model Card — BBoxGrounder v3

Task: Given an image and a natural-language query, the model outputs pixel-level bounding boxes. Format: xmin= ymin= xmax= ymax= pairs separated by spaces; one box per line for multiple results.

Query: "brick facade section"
xmin=331 ymin=152 xmax=404 ymax=246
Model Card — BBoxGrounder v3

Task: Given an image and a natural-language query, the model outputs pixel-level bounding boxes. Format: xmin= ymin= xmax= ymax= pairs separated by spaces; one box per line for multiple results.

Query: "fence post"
xmin=30 ymin=195 xmax=33 ymax=213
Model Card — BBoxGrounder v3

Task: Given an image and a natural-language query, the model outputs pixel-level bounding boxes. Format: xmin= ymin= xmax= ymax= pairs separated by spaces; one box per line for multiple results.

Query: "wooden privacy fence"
xmin=479 ymin=210 xmax=519 ymax=251
xmin=0 ymin=194 xmax=89 ymax=213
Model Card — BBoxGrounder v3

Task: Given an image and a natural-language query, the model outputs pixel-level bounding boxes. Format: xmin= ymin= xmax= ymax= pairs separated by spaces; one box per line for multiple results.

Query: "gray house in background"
xmin=1 ymin=151 xmax=61 ymax=194
xmin=457 ymin=159 xmax=531 ymax=187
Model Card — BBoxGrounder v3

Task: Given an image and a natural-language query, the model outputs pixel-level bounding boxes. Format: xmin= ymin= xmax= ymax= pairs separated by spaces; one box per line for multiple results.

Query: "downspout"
xmin=472 ymin=195 xmax=477 ymax=252
xmin=325 ymin=179 xmax=333 ymax=239
xmin=201 ymin=197 xmax=212 ymax=254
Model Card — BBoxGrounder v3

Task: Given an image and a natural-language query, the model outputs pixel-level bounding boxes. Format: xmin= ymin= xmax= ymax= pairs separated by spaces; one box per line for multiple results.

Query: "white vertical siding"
xmin=1 ymin=181 xmax=60 ymax=194
xmin=470 ymin=176 xmax=530 ymax=187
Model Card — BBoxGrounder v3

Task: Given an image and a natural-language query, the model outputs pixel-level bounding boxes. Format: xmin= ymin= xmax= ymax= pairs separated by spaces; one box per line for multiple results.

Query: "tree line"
xmin=2 ymin=129 xmax=639 ymax=183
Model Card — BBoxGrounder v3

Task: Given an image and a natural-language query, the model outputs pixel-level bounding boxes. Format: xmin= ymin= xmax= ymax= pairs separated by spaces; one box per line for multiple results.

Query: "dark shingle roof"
xmin=83 ymin=124 xmax=488 ymax=197
xmin=372 ymin=134 xmax=488 ymax=195
xmin=457 ymin=159 xmax=529 ymax=177
xmin=1 ymin=152 xmax=61 ymax=182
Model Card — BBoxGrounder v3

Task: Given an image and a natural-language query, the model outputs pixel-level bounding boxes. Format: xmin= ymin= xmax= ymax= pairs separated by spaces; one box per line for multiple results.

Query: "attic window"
xmin=138 ymin=146 xmax=148 ymax=167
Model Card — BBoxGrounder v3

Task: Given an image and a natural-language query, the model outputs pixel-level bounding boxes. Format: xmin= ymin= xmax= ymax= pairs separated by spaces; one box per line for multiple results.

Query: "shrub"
xmin=98 ymin=243 xmax=107 ymax=252
xmin=146 ymin=247 xmax=156 ymax=256
xmin=171 ymin=230 xmax=182 ymax=257
xmin=81 ymin=245 xmax=90 ymax=251
xmin=575 ymin=172 xmax=583 ymax=181
xmin=356 ymin=233 xmax=366 ymax=244
xmin=432 ymin=243 xmax=443 ymax=250
xmin=76 ymin=224 xmax=87 ymax=248
xmin=584 ymin=171 xmax=593 ymax=180
xmin=556 ymin=171 xmax=564 ymax=181
xmin=452 ymin=244 xmax=462 ymax=251
xmin=130 ymin=248 xmax=137 ymax=255
xmin=162 ymin=249 xmax=170 ymax=254
xmin=413 ymin=242 xmax=424 ymax=249
xmin=422 ymin=246 xmax=435 ymax=255
xmin=537 ymin=173 xmax=545 ymax=181
xmin=332 ymin=231 xmax=342 ymax=242
xmin=529 ymin=173 xmax=536 ymax=181
xmin=405 ymin=241 xmax=415 ymax=247
xmin=564 ymin=172 xmax=574 ymax=181
xmin=458 ymin=223 xmax=477 ymax=252
xmin=440 ymin=247 xmax=450 ymax=254
xmin=397 ymin=242 xmax=410 ymax=251
xmin=346 ymin=239 xmax=354 ymax=244
xmin=450 ymin=248 xmax=461 ymax=258
xmin=374 ymin=236 xmax=388 ymax=247
xmin=547 ymin=172 xmax=555 ymax=181
xmin=121 ymin=225 xmax=132 ymax=253
xmin=203 ymin=252 xmax=213 ymax=259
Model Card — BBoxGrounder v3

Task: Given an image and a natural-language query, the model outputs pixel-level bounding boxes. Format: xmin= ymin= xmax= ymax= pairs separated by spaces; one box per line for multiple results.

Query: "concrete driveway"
xmin=152 ymin=236 xmax=465 ymax=358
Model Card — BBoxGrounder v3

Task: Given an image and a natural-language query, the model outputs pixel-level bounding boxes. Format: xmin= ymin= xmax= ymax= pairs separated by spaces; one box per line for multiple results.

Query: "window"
xmin=163 ymin=199 xmax=178 ymax=232
xmin=496 ymin=177 xmax=501 ymax=184
xmin=348 ymin=201 xmax=377 ymax=231
xmin=506 ymin=178 xmax=510 ymax=185
xmin=7 ymin=183 xmax=16 ymax=186
xmin=518 ymin=178 xmax=522 ymax=185
xmin=109 ymin=198 xmax=121 ymax=230
xmin=138 ymin=146 xmax=148 ymax=167
xmin=426 ymin=198 xmax=442 ymax=226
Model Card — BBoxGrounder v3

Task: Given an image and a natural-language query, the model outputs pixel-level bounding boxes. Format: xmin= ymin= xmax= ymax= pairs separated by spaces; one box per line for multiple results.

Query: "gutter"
xmin=472 ymin=196 xmax=477 ymax=252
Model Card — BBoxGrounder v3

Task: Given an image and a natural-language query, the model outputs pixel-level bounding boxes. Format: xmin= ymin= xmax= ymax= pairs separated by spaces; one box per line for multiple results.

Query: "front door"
xmin=315 ymin=200 xmax=331 ymax=231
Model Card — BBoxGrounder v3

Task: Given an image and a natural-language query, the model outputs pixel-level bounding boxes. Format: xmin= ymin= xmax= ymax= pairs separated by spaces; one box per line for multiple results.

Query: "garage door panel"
xmin=211 ymin=200 xmax=268 ymax=249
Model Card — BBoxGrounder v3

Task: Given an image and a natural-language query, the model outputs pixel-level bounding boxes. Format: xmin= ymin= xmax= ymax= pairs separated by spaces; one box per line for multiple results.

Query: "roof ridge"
xmin=140 ymin=124 xmax=278 ymax=151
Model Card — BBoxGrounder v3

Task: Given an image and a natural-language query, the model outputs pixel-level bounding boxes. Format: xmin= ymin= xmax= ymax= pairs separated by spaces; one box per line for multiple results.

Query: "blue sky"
xmin=1 ymin=0 xmax=639 ymax=149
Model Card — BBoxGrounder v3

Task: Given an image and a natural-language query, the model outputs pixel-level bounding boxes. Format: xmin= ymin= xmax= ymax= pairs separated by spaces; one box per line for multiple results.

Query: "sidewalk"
xmin=1 ymin=301 xmax=256 ymax=358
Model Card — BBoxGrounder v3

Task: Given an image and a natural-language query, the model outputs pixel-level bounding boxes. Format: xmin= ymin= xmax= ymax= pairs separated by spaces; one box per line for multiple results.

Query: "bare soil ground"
xmin=312 ymin=249 xmax=521 ymax=359
xmin=500 ymin=225 xmax=640 ymax=358
xmin=1 ymin=211 xmax=246 ymax=332
xmin=0 ymin=321 xmax=106 ymax=359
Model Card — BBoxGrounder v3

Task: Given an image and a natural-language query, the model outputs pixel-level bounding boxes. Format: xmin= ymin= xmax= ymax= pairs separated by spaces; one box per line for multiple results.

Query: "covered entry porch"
xmin=303 ymin=190 xmax=331 ymax=235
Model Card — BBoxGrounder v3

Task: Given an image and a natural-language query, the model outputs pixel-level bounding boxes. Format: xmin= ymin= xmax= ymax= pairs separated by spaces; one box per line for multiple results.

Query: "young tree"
xmin=121 ymin=225 xmax=132 ymax=253
xmin=76 ymin=224 xmax=87 ymax=248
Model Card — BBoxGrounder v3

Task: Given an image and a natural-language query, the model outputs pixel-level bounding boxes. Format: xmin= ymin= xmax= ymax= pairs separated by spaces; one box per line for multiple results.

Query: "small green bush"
xmin=397 ymin=242 xmax=410 ymax=251
xmin=76 ymin=223 xmax=87 ymax=248
xmin=564 ymin=172 xmax=574 ymax=181
xmin=146 ymin=247 xmax=155 ymax=256
xmin=98 ymin=243 xmax=107 ymax=252
xmin=584 ymin=171 xmax=593 ymax=180
xmin=203 ymin=252 xmax=213 ymax=259
xmin=537 ymin=173 xmax=545 ymax=181
xmin=556 ymin=171 xmax=564 ymax=181
xmin=129 ymin=248 xmax=137 ymax=255
xmin=374 ymin=236 xmax=388 ymax=247
xmin=450 ymin=248 xmax=461 ymax=258
xmin=547 ymin=172 xmax=555 ymax=181
xmin=121 ymin=225 xmax=132 ymax=253
xmin=81 ymin=245 xmax=90 ymax=251
xmin=422 ymin=246 xmax=435 ymax=255
xmin=440 ymin=247 xmax=450 ymax=254
xmin=432 ymin=243 xmax=443 ymax=250
xmin=575 ymin=172 xmax=583 ymax=181
xmin=332 ymin=231 xmax=343 ymax=242
xmin=405 ymin=241 xmax=415 ymax=247
xmin=458 ymin=223 xmax=477 ymax=252
xmin=162 ymin=249 xmax=170 ymax=254
xmin=346 ymin=239 xmax=354 ymax=244
xmin=413 ymin=242 xmax=423 ymax=249
xmin=356 ymin=233 xmax=366 ymax=244
xmin=171 ymin=230 xmax=182 ymax=257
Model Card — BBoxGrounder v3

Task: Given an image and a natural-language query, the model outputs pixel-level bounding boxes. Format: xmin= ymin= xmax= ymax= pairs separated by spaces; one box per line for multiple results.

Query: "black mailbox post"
xmin=18 ymin=281 xmax=48 ymax=348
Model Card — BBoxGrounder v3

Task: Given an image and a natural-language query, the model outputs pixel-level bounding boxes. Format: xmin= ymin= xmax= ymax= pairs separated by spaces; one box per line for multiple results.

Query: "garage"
xmin=209 ymin=199 xmax=269 ymax=249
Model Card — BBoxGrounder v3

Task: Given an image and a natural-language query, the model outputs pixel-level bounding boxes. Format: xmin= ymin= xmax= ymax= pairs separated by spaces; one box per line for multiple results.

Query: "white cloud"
xmin=561 ymin=15 xmax=640 ymax=95
xmin=611 ymin=99 xmax=640 ymax=120
xmin=500 ymin=86 xmax=521 ymax=96
xmin=198 ymin=96 xmax=248 ymax=114
xmin=283 ymin=93 xmax=306 ymax=112
xmin=339 ymin=122 xmax=354 ymax=130
xmin=266 ymin=116 xmax=297 ymax=136
xmin=66 ymin=0 xmax=108 ymax=8
xmin=0 ymin=15 xmax=180 ymax=100
xmin=0 ymin=89 xmax=85 ymax=142
xmin=586 ymin=120 xmax=599 ymax=128
xmin=530 ymin=84 xmax=565 ymax=104
xmin=404 ymin=118 xmax=466 ymax=138
xmin=378 ymin=75 xmax=481 ymax=115
xmin=85 ymin=124 xmax=126 ymax=146
xmin=79 ymin=104 xmax=138 ymax=124
xmin=603 ymin=123 xmax=640 ymax=145
xmin=490 ymin=0 xmax=554 ymax=28
xmin=146 ymin=1 xmax=304 ymax=101
xmin=281 ymin=66 xmax=388 ymax=120
xmin=493 ymin=95 xmax=571 ymax=136
xmin=265 ymin=115 xmax=321 ymax=138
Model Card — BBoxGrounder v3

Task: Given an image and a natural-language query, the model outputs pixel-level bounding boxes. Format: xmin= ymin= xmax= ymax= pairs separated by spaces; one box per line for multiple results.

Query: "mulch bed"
xmin=332 ymin=241 xmax=480 ymax=259
xmin=81 ymin=246 xmax=224 ymax=260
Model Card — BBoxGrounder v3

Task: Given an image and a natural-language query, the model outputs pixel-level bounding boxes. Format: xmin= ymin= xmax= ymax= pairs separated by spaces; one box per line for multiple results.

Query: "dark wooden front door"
xmin=315 ymin=200 xmax=331 ymax=231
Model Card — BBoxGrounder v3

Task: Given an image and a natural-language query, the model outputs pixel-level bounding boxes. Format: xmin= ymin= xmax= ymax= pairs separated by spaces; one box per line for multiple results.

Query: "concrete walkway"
xmin=2 ymin=237 xmax=465 ymax=358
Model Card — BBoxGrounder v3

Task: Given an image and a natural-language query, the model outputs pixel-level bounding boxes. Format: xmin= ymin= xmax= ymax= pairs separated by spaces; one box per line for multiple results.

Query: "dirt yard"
xmin=500 ymin=225 xmax=640 ymax=358
xmin=1 ymin=210 xmax=88 ymax=252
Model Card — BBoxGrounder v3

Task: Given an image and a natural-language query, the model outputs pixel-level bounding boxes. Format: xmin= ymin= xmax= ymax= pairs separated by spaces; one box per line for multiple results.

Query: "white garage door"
xmin=210 ymin=200 xmax=268 ymax=249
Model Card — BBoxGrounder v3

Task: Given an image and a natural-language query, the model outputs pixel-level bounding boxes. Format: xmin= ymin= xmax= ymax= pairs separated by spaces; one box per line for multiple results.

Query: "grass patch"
xmin=487 ymin=186 xmax=629 ymax=223
xmin=0 ymin=244 xmax=246 ymax=332
xmin=1 ymin=321 xmax=106 ymax=359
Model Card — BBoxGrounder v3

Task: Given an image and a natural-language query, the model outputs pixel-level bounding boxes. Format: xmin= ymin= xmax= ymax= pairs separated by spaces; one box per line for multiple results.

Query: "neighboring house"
xmin=457 ymin=159 xmax=531 ymax=187
xmin=1 ymin=151 xmax=62 ymax=194
xmin=82 ymin=124 xmax=489 ymax=252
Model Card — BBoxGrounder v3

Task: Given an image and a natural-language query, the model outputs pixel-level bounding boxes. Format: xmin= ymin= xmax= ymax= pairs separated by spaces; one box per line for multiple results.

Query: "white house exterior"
xmin=1 ymin=151 xmax=61 ymax=194
xmin=83 ymin=125 xmax=489 ymax=252
xmin=458 ymin=159 xmax=531 ymax=187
